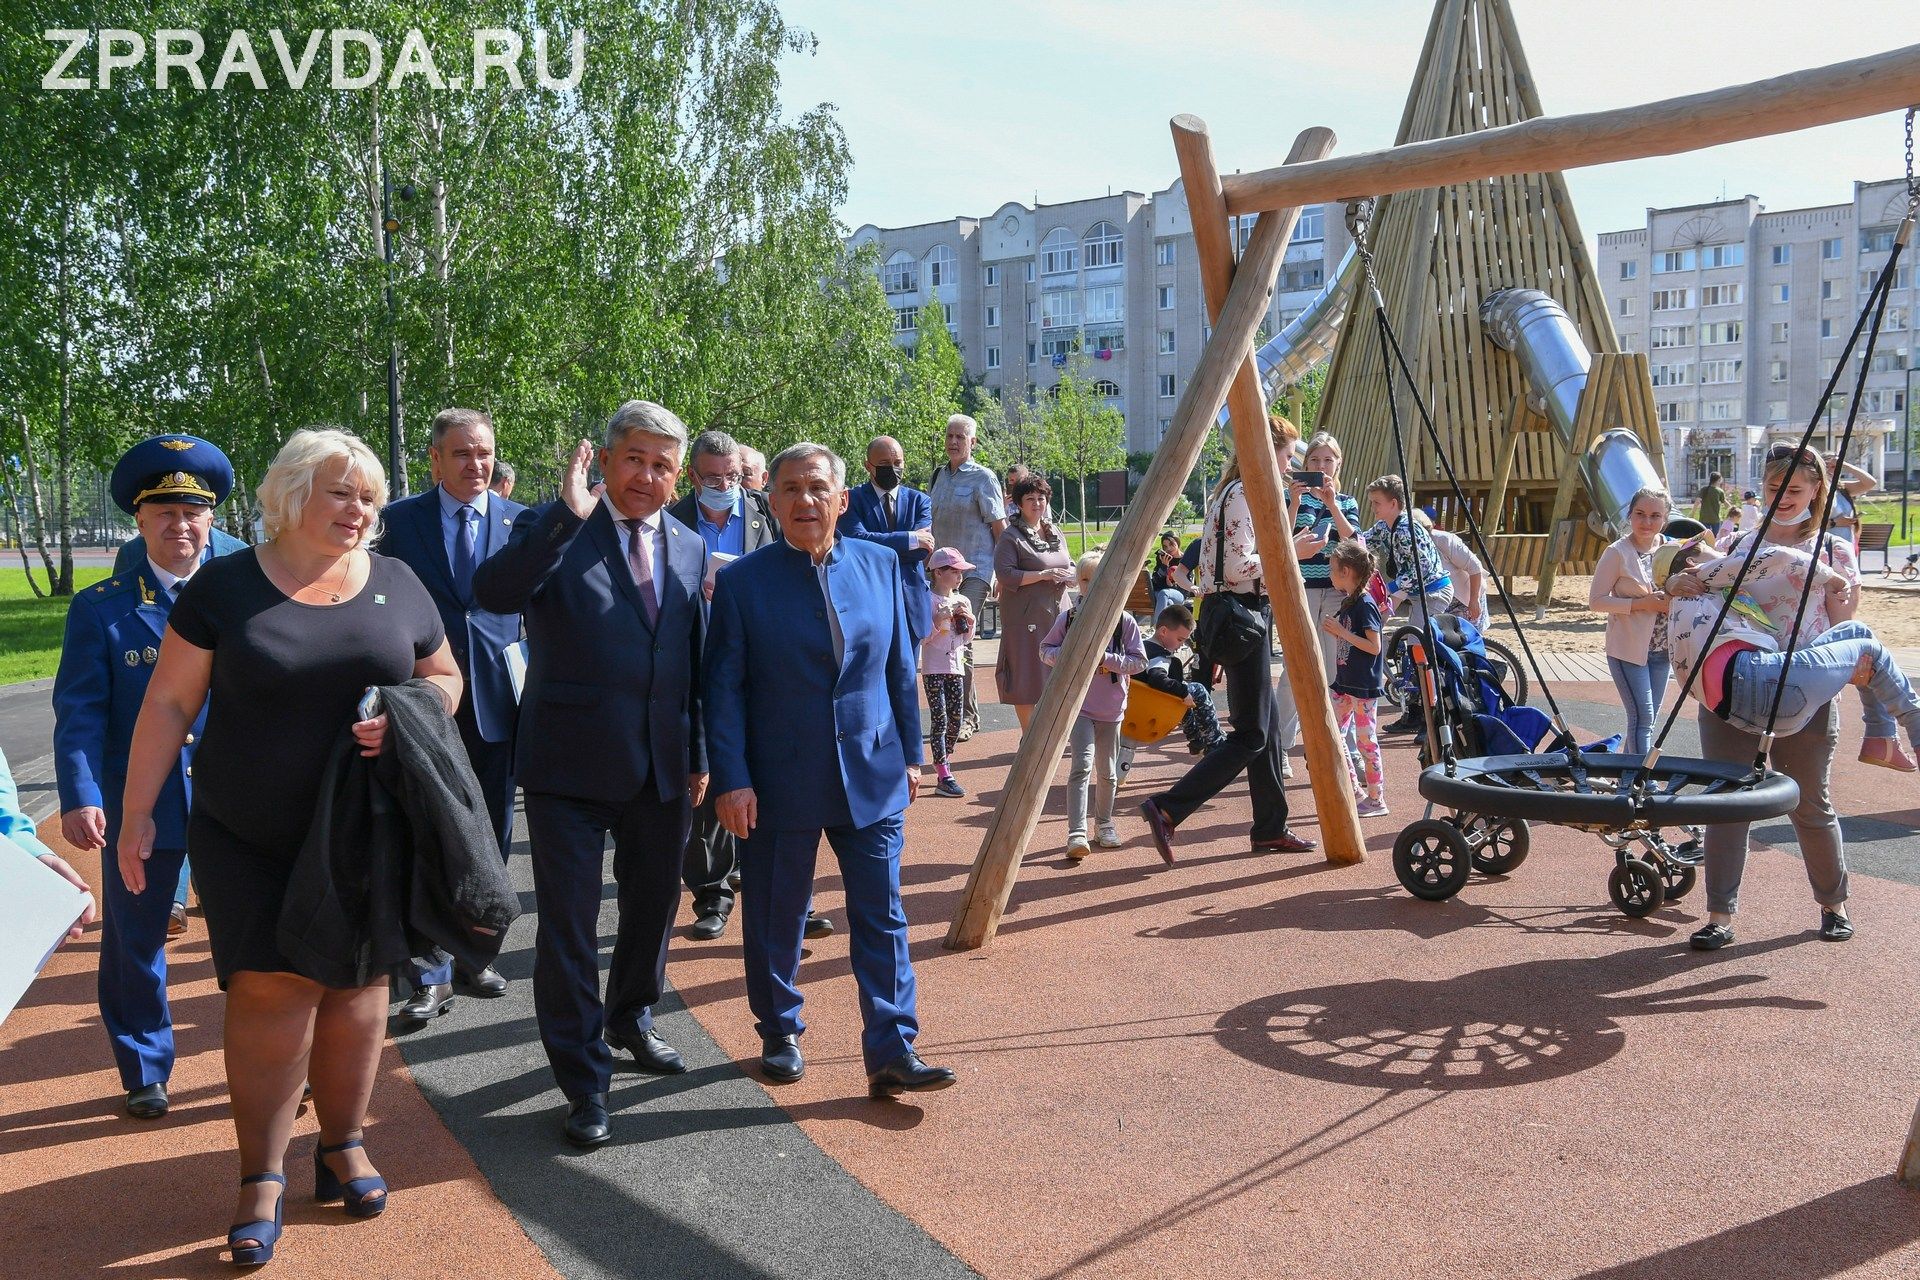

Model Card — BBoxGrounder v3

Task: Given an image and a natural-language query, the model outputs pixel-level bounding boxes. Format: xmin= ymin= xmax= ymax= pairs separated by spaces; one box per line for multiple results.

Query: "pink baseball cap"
xmin=929 ymin=547 xmax=975 ymax=572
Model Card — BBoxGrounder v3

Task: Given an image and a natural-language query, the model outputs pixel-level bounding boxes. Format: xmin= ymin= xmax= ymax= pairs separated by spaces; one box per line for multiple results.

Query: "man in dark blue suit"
xmin=378 ymin=407 xmax=529 ymax=1019
xmin=838 ymin=434 xmax=935 ymax=655
xmin=472 ymin=401 xmax=708 ymax=1148
xmin=55 ymin=434 xmax=235 ymax=1119
xmin=708 ymin=442 xmax=955 ymax=1098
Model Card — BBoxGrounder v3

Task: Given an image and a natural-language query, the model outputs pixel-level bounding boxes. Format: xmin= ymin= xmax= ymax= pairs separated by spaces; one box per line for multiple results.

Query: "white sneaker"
xmin=1066 ymin=836 xmax=1091 ymax=861
xmin=1281 ymin=759 xmax=1295 ymax=780
xmin=1093 ymin=823 xmax=1123 ymax=849
xmin=1356 ymin=797 xmax=1390 ymax=818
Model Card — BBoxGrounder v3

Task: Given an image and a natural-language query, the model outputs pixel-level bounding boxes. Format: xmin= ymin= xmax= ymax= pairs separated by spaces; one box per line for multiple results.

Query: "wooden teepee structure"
xmin=1316 ymin=0 xmax=1627 ymax=575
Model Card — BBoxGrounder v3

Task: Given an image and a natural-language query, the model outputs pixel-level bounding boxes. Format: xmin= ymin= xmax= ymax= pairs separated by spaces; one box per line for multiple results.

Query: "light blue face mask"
xmin=696 ymin=483 xmax=737 ymax=512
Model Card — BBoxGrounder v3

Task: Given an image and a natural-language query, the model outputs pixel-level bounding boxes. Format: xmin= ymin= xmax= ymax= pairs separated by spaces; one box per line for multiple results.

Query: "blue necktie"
xmin=452 ymin=505 xmax=477 ymax=601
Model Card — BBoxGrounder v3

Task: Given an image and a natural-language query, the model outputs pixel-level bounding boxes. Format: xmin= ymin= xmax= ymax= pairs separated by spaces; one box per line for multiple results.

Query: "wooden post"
xmin=1216 ymin=43 xmax=1920 ymax=215
xmin=943 ymin=126 xmax=1339 ymax=952
xmin=1172 ymin=117 xmax=1364 ymax=867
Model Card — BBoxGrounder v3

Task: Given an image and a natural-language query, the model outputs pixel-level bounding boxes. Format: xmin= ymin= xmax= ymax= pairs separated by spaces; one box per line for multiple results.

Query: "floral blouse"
xmin=1666 ymin=533 xmax=1856 ymax=690
xmin=1197 ymin=481 xmax=1263 ymax=594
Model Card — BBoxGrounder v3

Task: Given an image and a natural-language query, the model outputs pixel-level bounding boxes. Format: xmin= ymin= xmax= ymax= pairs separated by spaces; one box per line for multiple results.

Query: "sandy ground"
xmin=1486 ymin=574 xmax=1920 ymax=650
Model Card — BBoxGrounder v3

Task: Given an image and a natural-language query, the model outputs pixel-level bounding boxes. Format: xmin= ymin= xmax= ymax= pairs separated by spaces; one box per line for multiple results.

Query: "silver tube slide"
xmin=1479 ymin=288 xmax=1663 ymax=538
xmin=1216 ymin=245 xmax=1361 ymax=432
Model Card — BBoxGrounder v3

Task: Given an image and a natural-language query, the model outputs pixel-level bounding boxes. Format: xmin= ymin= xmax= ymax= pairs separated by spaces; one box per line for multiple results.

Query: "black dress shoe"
xmin=804 ymin=912 xmax=834 ymax=940
xmin=606 ymin=1026 xmax=686 ymax=1074
xmin=688 ymin=909 xmax=729 ymax=941
xmin=1819 ymin=909 xmax=1854 ymax=942
xmin=1252 ymin=829 xmax=1318 ymax=854
xmin=564 ymin=1093 xmax=610 ymax=1148
xmin=1140 ymin=798 xmax=1176 ymax=865
xmin=1690 ymin=922 xmax=1735 ymax=951
xmin=868 ymin=1051 xmax=956 ymax=1098
xmin=454 ymin=965 xmax=508 ymax=997
xmin=124 ymin=1082 xmax=169 ymax=1119
xmin=397 ymin=983 xmax=454 ymax=1024
xmin=760 ymin=1033 xmax=804 ymax=1083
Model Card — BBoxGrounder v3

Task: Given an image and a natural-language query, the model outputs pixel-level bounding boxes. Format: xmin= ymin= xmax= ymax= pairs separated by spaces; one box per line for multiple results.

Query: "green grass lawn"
xmin=0 ymin=565 xmax=112 ymax=685
xmin=1853 ymin=498 xmax=1920 ymax=547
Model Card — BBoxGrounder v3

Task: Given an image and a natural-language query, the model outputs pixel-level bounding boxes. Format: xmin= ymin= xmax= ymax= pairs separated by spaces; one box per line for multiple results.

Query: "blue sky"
xmin=778 ymin=0 xmax=1913 ymax=243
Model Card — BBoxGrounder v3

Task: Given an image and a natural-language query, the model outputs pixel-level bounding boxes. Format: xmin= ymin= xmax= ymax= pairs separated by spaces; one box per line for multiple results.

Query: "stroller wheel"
xmin=1608 ymin=858 xmax=1666 ymax=918
xmin=1658 ymin=859 xmax=1697 ymax=901
xmin=1459 ymin=815 xmax=1529 ymax=876
xmin=1393 ymin=819 xmax=1473 ymax=901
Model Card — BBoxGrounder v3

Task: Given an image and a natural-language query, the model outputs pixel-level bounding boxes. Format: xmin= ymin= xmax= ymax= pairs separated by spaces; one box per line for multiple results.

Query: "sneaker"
xmin=1093 ymin=823 xmax=1123 ymax=849
xmin=1859 ymin=737 xmax=1918 ymax=772
xmin=1066 ymin=836 xmax=1092 ymax=861
xmin=1356 ymin=798 xmax=1390 ymax=818
xmin=1280 ymin=759 xmax=1295 ymax=780
xmin=956 ymin=723 xmax=976 ymax=743
xmin=935 ymin=775 xmax=965 ymax=798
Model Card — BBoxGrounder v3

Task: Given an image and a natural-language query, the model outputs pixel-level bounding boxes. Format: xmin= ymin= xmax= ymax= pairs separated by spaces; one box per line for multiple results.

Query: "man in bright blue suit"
xmin=473 ymin=401 xmax=708 ymax=1149
xmin=837 ymin=434 xmax=935 ymax=655
xmin=54 ymin=433 xmax=236 ymax=1119
xmin=708 ymin=442 xmax=955 ymax=1098
xmin=378 ymin=407 xmax=529 ymax=1020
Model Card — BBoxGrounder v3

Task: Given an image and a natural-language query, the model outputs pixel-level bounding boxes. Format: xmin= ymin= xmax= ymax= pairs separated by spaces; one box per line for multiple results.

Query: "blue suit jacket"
xmin=472 ymin=501 xmax=707 ymax=803
xmin=377 ymin=488 xmax=528 ymax=742
xmin=838 ymin=483 xmax=934 ymax=647
xmin=705 ymin=538 xmax=922 ymax=832
xmin=113 ymin=528 xmax=245 ymax=577
xmin=53 ymin=566 xmax=208 ymax=849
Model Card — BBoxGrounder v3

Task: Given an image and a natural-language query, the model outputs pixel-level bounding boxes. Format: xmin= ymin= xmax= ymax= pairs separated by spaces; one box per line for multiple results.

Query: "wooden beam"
xmin=1218 ymin=43 xmax=1920 ymax=215
xmin=1172 ymin=117 xmax=1363 ymax=867
xmin=943 ymin=126 xmax=1339 ymax=952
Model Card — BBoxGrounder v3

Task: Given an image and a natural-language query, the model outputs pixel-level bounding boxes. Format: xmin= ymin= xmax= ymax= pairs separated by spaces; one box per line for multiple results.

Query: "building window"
xmin=1702 ymin=400 xmax=1741 ymax=421
xmin=1157 ymin=330 xmax=1176 ymax=355
xmin=1868 ymin=348 xmax=1911 ymax=373
xmin=1091 ymin=332 xmax=1124 ymax=354
xmin=1862 ymin=226 xmax=1898 ymax=254
xmin=1701 ymin=243 xmax=1743 ymax=268
xmin=1768 ymin=359 xmax=1788 ymax=382
xmin=984 ymin=304 xmax=1000 ymax=328
xmin=1770 ymin=283 xmax=1789 ymax=304
xmin=1083 ymin=221 xmax=1124 ymax=268
xmin=1280 ymin=264 xmax=1323 ymax=291
xmin=1158 ymin=285 xmax=1175 ymax=311
xmin=1887 ymin=307 xmax=1910 ymax=332
xmin=1771 ymin=322 xmax=1790 ymax=343
xmin=1084 ymin=285 xmax=1124 ymax=324
xmin=1041 ymin=289 xmax=1080 ymax=328
xmin=1701 ymin=284 xmax=1742 ymax=307
xmin=1820 ymin=237 xmax=1842 ymax=260
xmin=1158 ymin=417 xmax=1172 ymax=440
xmin=1771 ymin=244 xmax=1791 ymax=265
xmin=1618 ymin=297 xmax=1637 ymax=317
xmin=1041 ymin=228 xmax=1079 ymax=275
xmin=883 ymin=252 xmax=917 ymax=294
xmin=1821 ymin=278 xmax=1836 ymax=300
xmin=1025 ymin=261 xmax=1036 ymax=283
xmin=1654 ymin=249 xmax=1696 ymax=274
xmin=1290 ymin=206 xmax=1326 ymax=242
xmin=1156 ymin=240 xmax=1175 ymax=266
xmin=1026 ymin=341 xmax=1037 ymax=365
xmin=1092 ymin=379 xmax=1122 ymax=398
xmin=891 ymin=305 xmax=919 ymax=332
xmin=1699 ymin=359 xmax=1743 ymax=385
xmin=1158 ymin=373 xmax=1176 ymax=397
xmin=926 ymin=245 xmax=956 ymax=288
xmin=1656 ymin=400 xmax=1694 ymax=423
xmin=1702 ymin=320 xmax=1742 ymax=345
xmin=1820 ymin=317 xmax=1836 ymax=338
xmin=1650 ymin=362 xmax=1693 ymax=387
xmin=1650 ymin=325 xmax=1694 ymax=349
xmin=1820 ymin=356 xmax=1839 ymax=378
xmin=984 ymin=264 xmax=999 ymax=287
xmin=985 ymin=346 xmax=1000 ymax=370
xmin=1618 ymin=260 xmax=1638 ymax=281
xmin=1862 ymin=267 xmax=1913 ymax=291
xmin=1768 ymin=399 xmax=1788 ymax=420
xmin=1650 ymin=288 xmax=1691 ymax=311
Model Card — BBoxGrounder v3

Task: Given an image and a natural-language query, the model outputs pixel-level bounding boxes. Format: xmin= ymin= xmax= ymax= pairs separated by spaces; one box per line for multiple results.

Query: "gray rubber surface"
xmin=394 ymin=832 xmax=979 ymax=1280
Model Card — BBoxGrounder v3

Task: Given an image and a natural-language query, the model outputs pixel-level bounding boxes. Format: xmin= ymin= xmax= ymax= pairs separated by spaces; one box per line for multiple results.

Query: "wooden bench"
xmin=1859 ymin=522 xmax=1895 ymax=573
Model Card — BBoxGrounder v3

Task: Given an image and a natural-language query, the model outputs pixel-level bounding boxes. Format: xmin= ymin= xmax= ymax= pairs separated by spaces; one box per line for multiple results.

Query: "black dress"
xmin=168 ymin=548 xmax=445 ymax=986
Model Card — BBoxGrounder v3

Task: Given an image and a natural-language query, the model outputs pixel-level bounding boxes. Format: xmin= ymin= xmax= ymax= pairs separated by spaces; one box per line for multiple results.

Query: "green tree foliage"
xmin=885 ymin=293 xmax=963 ymax=483
xmin=1037 ymin=355 xmax=1125 ymax=536
xmin=0 ymin=2 xmax=899 ymax=592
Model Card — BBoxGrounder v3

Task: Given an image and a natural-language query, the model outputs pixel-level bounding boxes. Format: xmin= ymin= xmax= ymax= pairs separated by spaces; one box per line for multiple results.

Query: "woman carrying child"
xmin=1040 ymin=550 xmax=1148 ymax=861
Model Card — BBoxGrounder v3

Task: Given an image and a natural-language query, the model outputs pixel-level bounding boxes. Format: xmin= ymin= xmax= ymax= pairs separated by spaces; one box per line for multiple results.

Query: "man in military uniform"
xmin=53 ymin=434 xmax=235 ymax=1119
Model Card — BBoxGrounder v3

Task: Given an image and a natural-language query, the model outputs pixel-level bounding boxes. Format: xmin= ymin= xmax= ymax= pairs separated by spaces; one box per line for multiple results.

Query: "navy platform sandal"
xmin=314 ymin=1137 xmax=388 ymax=1218
xmin=228 ymin=1171 xmax=285 ymax=1266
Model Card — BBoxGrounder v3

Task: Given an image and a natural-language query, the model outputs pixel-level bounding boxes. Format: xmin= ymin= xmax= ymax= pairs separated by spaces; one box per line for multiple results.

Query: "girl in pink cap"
xmin=923 ymin=548 xmax=976 ymax=797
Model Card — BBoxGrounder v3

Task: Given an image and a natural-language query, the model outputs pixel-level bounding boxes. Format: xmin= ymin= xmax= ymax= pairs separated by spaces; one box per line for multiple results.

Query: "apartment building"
xmin=848 ymin=184 xmax=1337 ymax=454
xmin=1597 ymin=180 xmax=1915 ymax=497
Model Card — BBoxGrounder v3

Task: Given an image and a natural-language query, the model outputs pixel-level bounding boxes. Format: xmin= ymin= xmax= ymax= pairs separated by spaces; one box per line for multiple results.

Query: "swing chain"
xmin=1345 ymin=198 xmax=1388 ymax=307
xmin=1906 ymin=107 xmax=1916 ymax=212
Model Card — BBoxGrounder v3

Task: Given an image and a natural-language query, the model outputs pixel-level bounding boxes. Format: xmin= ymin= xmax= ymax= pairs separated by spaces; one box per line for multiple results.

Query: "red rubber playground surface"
xmin=7 ymin=674 xmax=1920 ymax=1278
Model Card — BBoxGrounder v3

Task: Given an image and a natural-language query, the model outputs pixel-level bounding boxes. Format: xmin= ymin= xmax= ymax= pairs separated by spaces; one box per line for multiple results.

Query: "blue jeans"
xmin=1724 ymin=621 xmax=1920 ymax=741
xmin=1607 ymin=652 xmax=1671 ymax=756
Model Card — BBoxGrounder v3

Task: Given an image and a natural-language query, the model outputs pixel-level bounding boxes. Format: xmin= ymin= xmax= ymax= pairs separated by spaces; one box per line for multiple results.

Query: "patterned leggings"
xmin=924 ymin=673 xmax=965 ymax=766
xmin=1333 ymin=693 xmax=1383 ymax=801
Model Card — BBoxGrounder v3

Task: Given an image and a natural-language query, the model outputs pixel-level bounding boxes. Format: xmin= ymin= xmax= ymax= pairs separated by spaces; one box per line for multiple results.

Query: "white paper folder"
xmin=0 ymin=834 xmax=91 ymax=1026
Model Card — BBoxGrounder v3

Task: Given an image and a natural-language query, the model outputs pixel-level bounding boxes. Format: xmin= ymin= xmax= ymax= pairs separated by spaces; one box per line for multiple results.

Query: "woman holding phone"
xmin=1285 ymin=432 xmax=1364 ymax=678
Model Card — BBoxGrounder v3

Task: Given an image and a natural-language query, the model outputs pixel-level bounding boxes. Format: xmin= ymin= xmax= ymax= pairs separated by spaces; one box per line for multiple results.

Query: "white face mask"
xmin=1771 ymin=505 xmax=1811 ymax=526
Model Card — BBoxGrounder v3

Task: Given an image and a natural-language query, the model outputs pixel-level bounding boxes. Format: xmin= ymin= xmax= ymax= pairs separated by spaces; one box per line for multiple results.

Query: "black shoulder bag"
xmin=1193 ymin=482 xmax=1266 ymax=666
